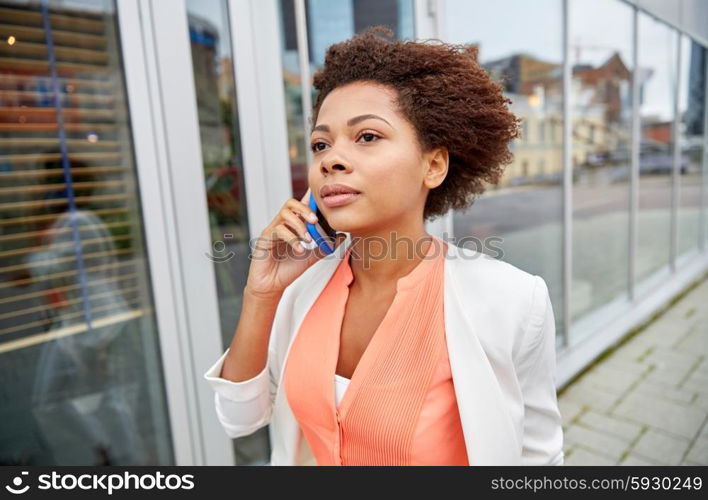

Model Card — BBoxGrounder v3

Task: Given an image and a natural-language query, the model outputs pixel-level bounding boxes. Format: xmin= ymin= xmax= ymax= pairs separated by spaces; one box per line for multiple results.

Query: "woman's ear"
xmin=424 ymin=147 xmax=449 ymax=189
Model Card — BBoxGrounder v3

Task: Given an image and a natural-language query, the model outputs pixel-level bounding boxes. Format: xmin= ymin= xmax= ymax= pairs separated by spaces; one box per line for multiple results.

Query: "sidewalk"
xmin=558 ymin=274 xmax=708 ymax=466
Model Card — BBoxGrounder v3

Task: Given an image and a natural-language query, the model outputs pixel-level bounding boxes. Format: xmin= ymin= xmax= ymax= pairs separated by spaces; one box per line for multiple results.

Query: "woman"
xmin=204 ymin=26 xmax=564 ymax=466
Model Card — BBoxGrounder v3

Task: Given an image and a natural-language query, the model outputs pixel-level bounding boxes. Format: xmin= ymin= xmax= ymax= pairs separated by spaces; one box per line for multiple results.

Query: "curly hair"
xmin=311 ymin=25 xmax=522 ymax=221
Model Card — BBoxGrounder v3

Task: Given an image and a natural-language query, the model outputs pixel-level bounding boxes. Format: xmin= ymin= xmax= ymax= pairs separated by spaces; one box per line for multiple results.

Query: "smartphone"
xmin=307 ymin=191 xmax=337 ymax=254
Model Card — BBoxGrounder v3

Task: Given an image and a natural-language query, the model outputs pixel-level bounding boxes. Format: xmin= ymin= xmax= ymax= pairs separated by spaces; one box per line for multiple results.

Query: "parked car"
xmin=639 ymin=151 xmax=689 ymax=175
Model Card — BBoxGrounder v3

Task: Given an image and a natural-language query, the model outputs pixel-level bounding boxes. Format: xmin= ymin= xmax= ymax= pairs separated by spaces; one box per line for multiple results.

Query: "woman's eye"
xmin=358 ymin=132 xmax=380 ymax=143
xmin=310 ymin=132 xmax=380 ymax=153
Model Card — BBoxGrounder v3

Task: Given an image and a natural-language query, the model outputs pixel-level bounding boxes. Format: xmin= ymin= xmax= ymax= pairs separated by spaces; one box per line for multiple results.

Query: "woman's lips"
xmin=321 ymin=192 xmax=361 ymax=208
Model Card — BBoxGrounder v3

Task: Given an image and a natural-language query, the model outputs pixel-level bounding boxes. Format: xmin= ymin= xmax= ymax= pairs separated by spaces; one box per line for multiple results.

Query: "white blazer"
xmin=204 ymin=233 xmax=565 ymax=466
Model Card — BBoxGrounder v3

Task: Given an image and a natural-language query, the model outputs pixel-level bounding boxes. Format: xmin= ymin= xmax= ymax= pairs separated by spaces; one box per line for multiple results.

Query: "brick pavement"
xmin=558 ymin=274 xmax=708 ymax=465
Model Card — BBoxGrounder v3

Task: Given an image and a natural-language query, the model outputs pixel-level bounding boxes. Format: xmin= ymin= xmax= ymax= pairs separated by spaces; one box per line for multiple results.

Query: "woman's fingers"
xmin=273 ymin=223 xmax=304 ymax=254
xmin=261 ymin=188 xmax=324 ymax=257
xmin=280 ymin=206 xmax=312 ymax=245
xmin=288 ymin=195 xmax=318 ymax=225
xmin=300 ymin=186 xmax=311 ymax=204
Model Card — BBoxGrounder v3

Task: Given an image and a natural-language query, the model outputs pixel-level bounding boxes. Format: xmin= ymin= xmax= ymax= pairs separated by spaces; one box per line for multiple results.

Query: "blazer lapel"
xmin=270 ymin=237 xmax=350 ymax=465
xmin=443 ymin=243 xmax=521 ymax=465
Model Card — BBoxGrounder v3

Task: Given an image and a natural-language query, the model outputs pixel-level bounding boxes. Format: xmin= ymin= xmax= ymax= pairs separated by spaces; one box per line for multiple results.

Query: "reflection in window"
xmin=677 ymin=35 xmax=705 ymax=259
xmin=0 ymin=0 xmax=171 ymax=464
xmin=570 ymin=0 xmax=633 ymax=324
xmin=186 ymin=0 xmax=263 ymax=465
xmin=278 ymin=0 xmax=415 ymax=201
xmin=636 ymin=13 xmax=677 ymax=283
xmin=445 ymin=0 xmax=565 ymax=343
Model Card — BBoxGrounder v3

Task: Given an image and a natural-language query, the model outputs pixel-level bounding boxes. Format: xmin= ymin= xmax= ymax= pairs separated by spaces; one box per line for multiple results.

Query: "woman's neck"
xmin=346 ymin=228 xmax=434 ymax=293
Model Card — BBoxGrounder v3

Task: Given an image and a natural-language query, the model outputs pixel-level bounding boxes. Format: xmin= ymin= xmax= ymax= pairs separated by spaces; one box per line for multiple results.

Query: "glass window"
xmin=185 ymin=0 xmax=262 ymax=465
xmin=636 ymin=13 xmax=677 ymax=283
xmin=570 ymin=0 xmax=633 ymax=324
xmin=279 ymin=0 xmax=415 ymax=201
xmin=279 ymin=0 xmax=308 ymax=199
xmin=0 ymin=0 xmax=172 ymax=464
xmin=677 ymin=35 xmax=706 ymax=259
xmin=444 ymin=0 xmax=565 ymax=344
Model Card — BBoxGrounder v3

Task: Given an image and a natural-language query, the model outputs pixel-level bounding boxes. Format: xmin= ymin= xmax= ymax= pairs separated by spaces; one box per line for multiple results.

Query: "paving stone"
xmin=600 ymin=357 xmax=652 ymax=377
xmin=643 ymin=364 xmax=694 ymax=386
xmin=619 ymin=454 xmax=660 ymax=466
xmin=562 ymin=381 xmax=622 ymax=412
xmin=675 ymin=332 xmax=708 ymax=356
xmin=564 ymin=446 xmax=617 ymax=466
xmin=683 ymin=369 xmax=708 ymax=385
xmin=691 ymin=323 xmax=708 ymax=338
xmin=564 ymin=424 xmax=629 ymax=461
xmin=611 ymin=339 xmax=655 ymax=362
xmin=700 ymin=422 xmax=708 ymax=439
xmin=674 ymin=328 xmax=708 ymax=356
xmin=693 ymin=395 xmax=708 ymax=412
xmin=559 ymin=398 xmax=585 ymax=424
xmin=638 ymin=323 xmax=690 ymax=348
xmin=680 ymin=374 xmax=708 ymax=396
xmin=579 ymin=365 xmax=643 ymax=396
xmin=578 ymin=410 xmax=643 ymax=443
xmin=643 ymin=347 xmax=702 ymax=372
xmin=612 ymin=392 xmax=705 ymax=440
xmin=684 ymin=437 xmax=708 ymax=465
xmin=630 ymin=429 xmax=691 ymax=465
xmin=633 ymin=378 xmax=697 ymax=405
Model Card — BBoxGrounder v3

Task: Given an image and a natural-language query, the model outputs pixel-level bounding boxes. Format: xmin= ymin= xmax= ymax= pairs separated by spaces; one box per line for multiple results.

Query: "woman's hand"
xmin=245 ymin=187 xmax=345 ymax=298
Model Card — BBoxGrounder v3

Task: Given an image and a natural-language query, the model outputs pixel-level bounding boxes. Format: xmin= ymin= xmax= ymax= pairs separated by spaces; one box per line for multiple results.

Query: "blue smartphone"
xmin=306 ymin=191 xmax=336 ymax=254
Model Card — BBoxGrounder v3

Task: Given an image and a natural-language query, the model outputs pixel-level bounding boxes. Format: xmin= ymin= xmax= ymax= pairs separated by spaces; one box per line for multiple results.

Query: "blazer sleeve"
xmin=203 ymin=344 xmax=276 ymax=439
xmin=517 ymin=275 xmax=565 ymax=465
xmin=203 ymin=254 xmax=325 ymax=440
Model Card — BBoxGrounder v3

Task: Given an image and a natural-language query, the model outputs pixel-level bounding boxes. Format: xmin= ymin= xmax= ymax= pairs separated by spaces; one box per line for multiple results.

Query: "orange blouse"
xmin=283 ymin=235 xmax=469 ymax=465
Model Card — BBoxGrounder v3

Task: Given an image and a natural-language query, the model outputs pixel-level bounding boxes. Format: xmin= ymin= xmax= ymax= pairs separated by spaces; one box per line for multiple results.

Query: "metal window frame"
xmin=629 ymin=5 xmax=639 ymax=300
xmin=702 ymin=41 xmax=708 ymax=252
xmin=671 ymin=30 xmax=682 ymax=272
xmin=674 ymin=32 xmax=706 ymax=261
xmin=118 ymin=0 xmax=235 ymax=465
xmin=117 ymin=0 xmax=195 ymax=466
xmin=229 ymin=0 xmax=292 ymax=235
xmin=295 ymin=0 xmax=313 ymax=174
xmin=561 ymin=0 xmax=572 ymax=348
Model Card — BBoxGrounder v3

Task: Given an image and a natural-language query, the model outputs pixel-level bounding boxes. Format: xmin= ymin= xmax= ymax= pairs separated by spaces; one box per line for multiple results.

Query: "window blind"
xmin=0 ymin=1 xmax=146 ymax=351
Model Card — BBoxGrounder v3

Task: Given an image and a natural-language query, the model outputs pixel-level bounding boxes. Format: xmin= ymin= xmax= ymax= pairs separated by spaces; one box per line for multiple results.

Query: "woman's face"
xmin=308 ymin=81 xmax=445 ymax=237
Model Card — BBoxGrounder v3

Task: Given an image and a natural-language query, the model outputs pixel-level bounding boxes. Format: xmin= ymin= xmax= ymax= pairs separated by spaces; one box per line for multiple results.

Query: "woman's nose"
xmin=320 ymin=159 xmax=350 ymax=175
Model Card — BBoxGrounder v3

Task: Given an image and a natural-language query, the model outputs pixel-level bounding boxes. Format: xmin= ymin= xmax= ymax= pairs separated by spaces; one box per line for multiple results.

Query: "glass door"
xmin=0 ymin=0 xmax=173 ymax=465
